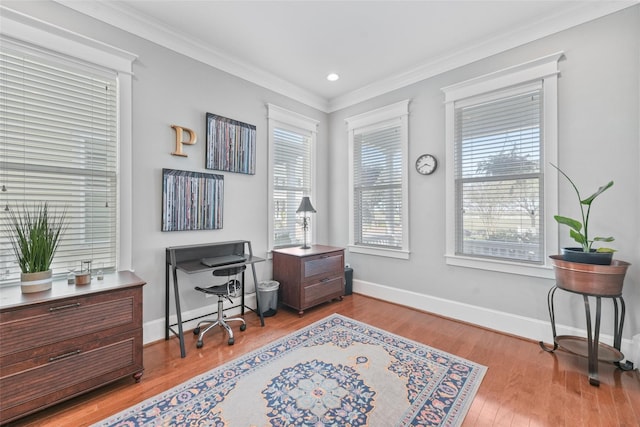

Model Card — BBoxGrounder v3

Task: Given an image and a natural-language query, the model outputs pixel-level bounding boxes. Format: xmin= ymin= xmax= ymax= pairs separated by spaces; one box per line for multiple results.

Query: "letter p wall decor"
xmin=171 ymin=125 xmax=197 ymax=157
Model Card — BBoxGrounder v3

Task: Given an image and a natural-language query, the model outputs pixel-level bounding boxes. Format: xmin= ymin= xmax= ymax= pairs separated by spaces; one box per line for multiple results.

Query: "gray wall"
xmin=3 ymin=1 xmax=330 ymax=331
xmin=328 ymin=6 xmax=640 ymax=343
xmin=6 ymin=2 xmax=639 ymax=348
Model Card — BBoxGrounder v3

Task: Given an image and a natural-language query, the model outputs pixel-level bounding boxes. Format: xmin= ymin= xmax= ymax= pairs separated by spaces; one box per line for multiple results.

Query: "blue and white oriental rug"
xmin=95 ymin=314 xmax=486 ymax=427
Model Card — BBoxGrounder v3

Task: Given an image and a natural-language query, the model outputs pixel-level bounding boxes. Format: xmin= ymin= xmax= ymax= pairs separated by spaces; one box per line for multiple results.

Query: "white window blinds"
xmin=454 ymin=85 xmax=544 ymax=263
xmin=353 ymin=124 xmax=403 ymax=249
xmin=0 ymin=44 xmax=118 ymax=284
xmin=272 ymin=126 xmax=313 ymax=248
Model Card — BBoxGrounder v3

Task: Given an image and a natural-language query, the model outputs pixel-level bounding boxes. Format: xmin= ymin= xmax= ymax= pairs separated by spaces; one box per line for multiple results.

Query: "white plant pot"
xmin=20 ymin=269 xmax=53 ymax=293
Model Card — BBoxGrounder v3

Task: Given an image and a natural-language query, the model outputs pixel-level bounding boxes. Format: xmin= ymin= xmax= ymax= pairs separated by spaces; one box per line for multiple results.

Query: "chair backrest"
xmin=213 ymin=265 xmax=246 ymax=298
xmin=212 ymin=265 xmax=246 ymax=277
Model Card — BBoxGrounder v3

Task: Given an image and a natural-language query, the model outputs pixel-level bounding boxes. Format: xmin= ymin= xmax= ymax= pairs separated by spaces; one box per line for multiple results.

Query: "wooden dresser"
xmin=0 ymin=271 xmax=145 ymax=424
xmin=272 ymin=245 xmax=344 ymax=316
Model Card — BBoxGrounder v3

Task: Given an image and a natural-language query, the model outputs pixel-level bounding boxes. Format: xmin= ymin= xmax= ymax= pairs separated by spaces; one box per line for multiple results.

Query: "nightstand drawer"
xmin=303 ymin=277 xmax=344 ymax=308
xmin=303 ymin=252 xmax=343 ymax=280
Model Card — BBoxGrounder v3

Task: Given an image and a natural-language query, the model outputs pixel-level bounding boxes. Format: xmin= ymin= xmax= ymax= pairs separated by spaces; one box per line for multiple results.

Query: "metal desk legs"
xmin=165 ymin=262 xmax=264 ymax=358
xmin=164 ymin=263 xmax=186 ymax=358
xmin=251 ymin=262 xmax=265 ymax=327
xmin=539 ymin=285 xmax=633 ymax=386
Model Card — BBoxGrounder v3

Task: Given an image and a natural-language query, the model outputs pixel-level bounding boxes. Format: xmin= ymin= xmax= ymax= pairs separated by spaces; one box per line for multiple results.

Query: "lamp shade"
xmin=296 ymin=196 xmax=316 ymax=214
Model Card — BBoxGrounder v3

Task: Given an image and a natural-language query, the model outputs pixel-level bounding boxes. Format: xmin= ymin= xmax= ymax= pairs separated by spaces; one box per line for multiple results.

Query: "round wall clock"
xmin=415 ymin=154 xmax=438 ymax=175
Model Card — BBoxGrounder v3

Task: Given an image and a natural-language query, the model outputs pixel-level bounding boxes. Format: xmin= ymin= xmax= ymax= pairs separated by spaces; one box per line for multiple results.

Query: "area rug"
xmin=94 ymin=314 xmax=486 ymax=427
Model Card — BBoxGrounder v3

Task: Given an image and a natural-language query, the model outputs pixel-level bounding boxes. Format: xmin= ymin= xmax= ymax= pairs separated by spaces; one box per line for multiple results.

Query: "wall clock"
xmin=415 ymin=154 xmax=438 ymax=175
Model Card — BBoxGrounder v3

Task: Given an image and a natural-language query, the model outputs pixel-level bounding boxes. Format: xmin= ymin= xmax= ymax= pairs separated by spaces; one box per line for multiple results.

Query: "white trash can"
xmin=258 ymin=280 xmax=279 ymax=317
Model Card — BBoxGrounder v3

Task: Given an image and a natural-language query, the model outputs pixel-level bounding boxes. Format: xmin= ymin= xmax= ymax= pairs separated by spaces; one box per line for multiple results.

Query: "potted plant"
xmin=4 ymin=202 xmax=68 ymax=293
xmin=551 ymin=163 xmax=615 ymax=265
xmin=550 ymin=164 xmax=630 ymax=296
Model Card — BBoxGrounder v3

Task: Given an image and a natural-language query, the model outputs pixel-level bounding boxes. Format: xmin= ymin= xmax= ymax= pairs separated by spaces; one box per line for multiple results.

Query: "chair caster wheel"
xmin=228 ymin=338 xmax=235 ymax=345
xmin=240 ymin=324 xmax=246 ymax=331
xmin=196 ymin=340 xmax=203 ymax=348
xmin=193 ymin=327 xmax=200 ymax=335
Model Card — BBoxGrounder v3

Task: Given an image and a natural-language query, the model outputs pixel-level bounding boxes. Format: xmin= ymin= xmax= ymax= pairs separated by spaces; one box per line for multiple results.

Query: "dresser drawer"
xmin=303 ymin=277 xmax=344 ymax=308
xmin=1 ymin=324 xmax=140 ymax=376
xmin=302 ymin=252 xmax=343 ymax=280
xmin=0 ymin=329 xmax=142 ymax=422
xmin=0 ymin=288 xmax=140 ymax=358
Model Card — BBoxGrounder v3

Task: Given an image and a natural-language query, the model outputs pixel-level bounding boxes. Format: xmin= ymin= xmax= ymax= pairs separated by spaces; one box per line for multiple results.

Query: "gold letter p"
xmin=171 ymin=125 xmax=197 ymax=157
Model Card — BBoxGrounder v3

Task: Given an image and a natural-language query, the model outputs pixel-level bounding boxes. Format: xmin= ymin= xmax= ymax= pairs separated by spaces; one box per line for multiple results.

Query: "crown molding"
xmin=54 ymin=0 xmax=637 ymax=113
xmin=53 ymin=0 xmax=329 ymax=112
xmin=327 ymin=1 xmax=638 ymax=112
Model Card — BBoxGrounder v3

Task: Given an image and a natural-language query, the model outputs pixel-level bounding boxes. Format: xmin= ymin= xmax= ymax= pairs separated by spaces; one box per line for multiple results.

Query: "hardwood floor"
xmin=8 ymin=293 xmax=640 ymax=426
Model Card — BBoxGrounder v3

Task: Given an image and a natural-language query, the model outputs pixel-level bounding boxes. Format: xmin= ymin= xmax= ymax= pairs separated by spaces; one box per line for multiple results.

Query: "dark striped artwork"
xmin=206 ymin=113 xmax=256 ymax=174
xmin=162 ymin=168 xmax=224 ymax=231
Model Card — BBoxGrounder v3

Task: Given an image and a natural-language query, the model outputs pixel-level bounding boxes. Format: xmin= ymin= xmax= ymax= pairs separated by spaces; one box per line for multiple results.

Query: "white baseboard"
xmin=143 ymin=293 xmax=257 ymax=345
xmin=142 ymin=282 xmax=638 ymax=369
xmin=352 ymin=278 xmax=638 ymax=369
xmin=632 ymin=334 xmax=640 ymax=367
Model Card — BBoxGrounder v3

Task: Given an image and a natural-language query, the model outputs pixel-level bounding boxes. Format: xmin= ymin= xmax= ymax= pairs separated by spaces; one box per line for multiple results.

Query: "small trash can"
xmin=344 ymin=267 xmax=353 ymax=295
xmin=258 ymin=280 xmax=279 ymax=317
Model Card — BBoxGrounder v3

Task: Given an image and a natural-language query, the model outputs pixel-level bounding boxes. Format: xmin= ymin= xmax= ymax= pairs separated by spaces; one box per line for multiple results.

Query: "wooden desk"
xmin=165 ymin=240 xmax=265 ymax=358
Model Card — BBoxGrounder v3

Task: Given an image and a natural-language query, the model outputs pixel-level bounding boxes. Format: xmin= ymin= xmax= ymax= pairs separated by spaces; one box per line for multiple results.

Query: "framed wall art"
xmin=205 ymin=113 xmax=256 ymax=174
xmin=162 ymin=168 xmax=224 ymax=231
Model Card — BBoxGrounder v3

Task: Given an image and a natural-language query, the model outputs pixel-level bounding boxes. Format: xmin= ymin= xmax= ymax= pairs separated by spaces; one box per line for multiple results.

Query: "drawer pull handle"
xmin=320 ymin=278 xmax=331 ymax=283
xmin=49 ymin=303 xmax=81 ymax=312
xmin=49 ymin=350 xmax=81 ymax=362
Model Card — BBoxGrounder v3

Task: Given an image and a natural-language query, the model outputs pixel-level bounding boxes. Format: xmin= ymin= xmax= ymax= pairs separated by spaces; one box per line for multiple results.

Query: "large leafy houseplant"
xmin=551 ymin=163 xmax=614 ymax=261
xmin=5 ymin=203 xmax=67 ymax=292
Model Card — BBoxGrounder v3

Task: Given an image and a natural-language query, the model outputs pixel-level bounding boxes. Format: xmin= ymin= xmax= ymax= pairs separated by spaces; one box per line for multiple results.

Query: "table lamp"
xmin=296 ymin=196 xmax=316 ymax=249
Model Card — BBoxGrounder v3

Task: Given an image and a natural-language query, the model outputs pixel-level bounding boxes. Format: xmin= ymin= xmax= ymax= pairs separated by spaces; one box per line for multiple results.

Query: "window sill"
xmin=445 ymin=254 xmax=555 ymax=279
xmin=349 ymin=245 xmax=410 ymax=260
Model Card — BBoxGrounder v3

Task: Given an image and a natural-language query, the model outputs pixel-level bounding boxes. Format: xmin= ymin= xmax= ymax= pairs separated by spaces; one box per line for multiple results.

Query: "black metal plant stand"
xmin=539 ymin=285 xmax=634 ymax=386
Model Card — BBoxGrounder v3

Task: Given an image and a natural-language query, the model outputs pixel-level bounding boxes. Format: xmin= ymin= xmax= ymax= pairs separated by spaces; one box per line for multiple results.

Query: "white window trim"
xmin=267 ymin=104 xmax=318 ymax=254
xmin=1 ymin=6 xmax=137 ymax=270
xmin=346 ymin=100 xmax=410 ymax=260
xmin=441 ymin=52 xmax=563 ymax=278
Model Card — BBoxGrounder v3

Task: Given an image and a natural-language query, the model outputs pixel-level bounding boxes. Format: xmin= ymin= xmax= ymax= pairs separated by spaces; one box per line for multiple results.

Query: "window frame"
xmin=346 ymin=100 xmax=410 ymax=260
xmin=442 ymin=52 xmax=563 ymax=278
xmin=1 ymin=9 xmax=137 ymax=275
xmin=267 ymin=104 xmax=318 ymax=252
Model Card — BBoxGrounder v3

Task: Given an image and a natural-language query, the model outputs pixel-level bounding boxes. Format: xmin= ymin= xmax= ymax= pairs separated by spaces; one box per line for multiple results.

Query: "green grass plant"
xmin=5 ymin=202 xmax=68 ymax=273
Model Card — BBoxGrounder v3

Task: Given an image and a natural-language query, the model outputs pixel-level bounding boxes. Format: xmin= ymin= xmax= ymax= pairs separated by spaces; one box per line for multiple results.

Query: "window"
xmin=268 ymin=104 xmax=317 ymax=249
xmin=455 ymin=85 xmax=543 ymax=262
xmin=0 ymin=11 xmax=135 ymax=284
xmin=346 ymin=100 xmax=409 ymax=259
xmin=442 ymin=53 xmax=562 ymax=277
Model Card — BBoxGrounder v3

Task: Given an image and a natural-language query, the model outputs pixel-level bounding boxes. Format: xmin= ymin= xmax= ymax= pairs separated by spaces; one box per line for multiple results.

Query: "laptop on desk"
xmin=200 ymin=254 xmax=246 ymax=268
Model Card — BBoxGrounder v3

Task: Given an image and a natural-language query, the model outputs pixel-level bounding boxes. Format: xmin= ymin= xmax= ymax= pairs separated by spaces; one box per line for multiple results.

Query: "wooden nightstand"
xmin=272 ymin=245 xmax=344 ymax=316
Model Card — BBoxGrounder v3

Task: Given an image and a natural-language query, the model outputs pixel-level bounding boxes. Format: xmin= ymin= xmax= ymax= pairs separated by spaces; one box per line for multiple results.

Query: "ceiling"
xmin=56 ymin=0 xmax=636 ymax=112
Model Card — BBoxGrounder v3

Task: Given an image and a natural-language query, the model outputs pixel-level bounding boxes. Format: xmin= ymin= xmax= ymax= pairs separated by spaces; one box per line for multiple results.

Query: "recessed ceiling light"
xmin=326 ymin=73 xmax=340 ymax=82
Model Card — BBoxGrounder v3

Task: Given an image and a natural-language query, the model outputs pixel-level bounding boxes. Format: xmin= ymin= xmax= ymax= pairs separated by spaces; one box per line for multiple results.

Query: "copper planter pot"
xmin=549 ymin=255 xmax=630 ymax=296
